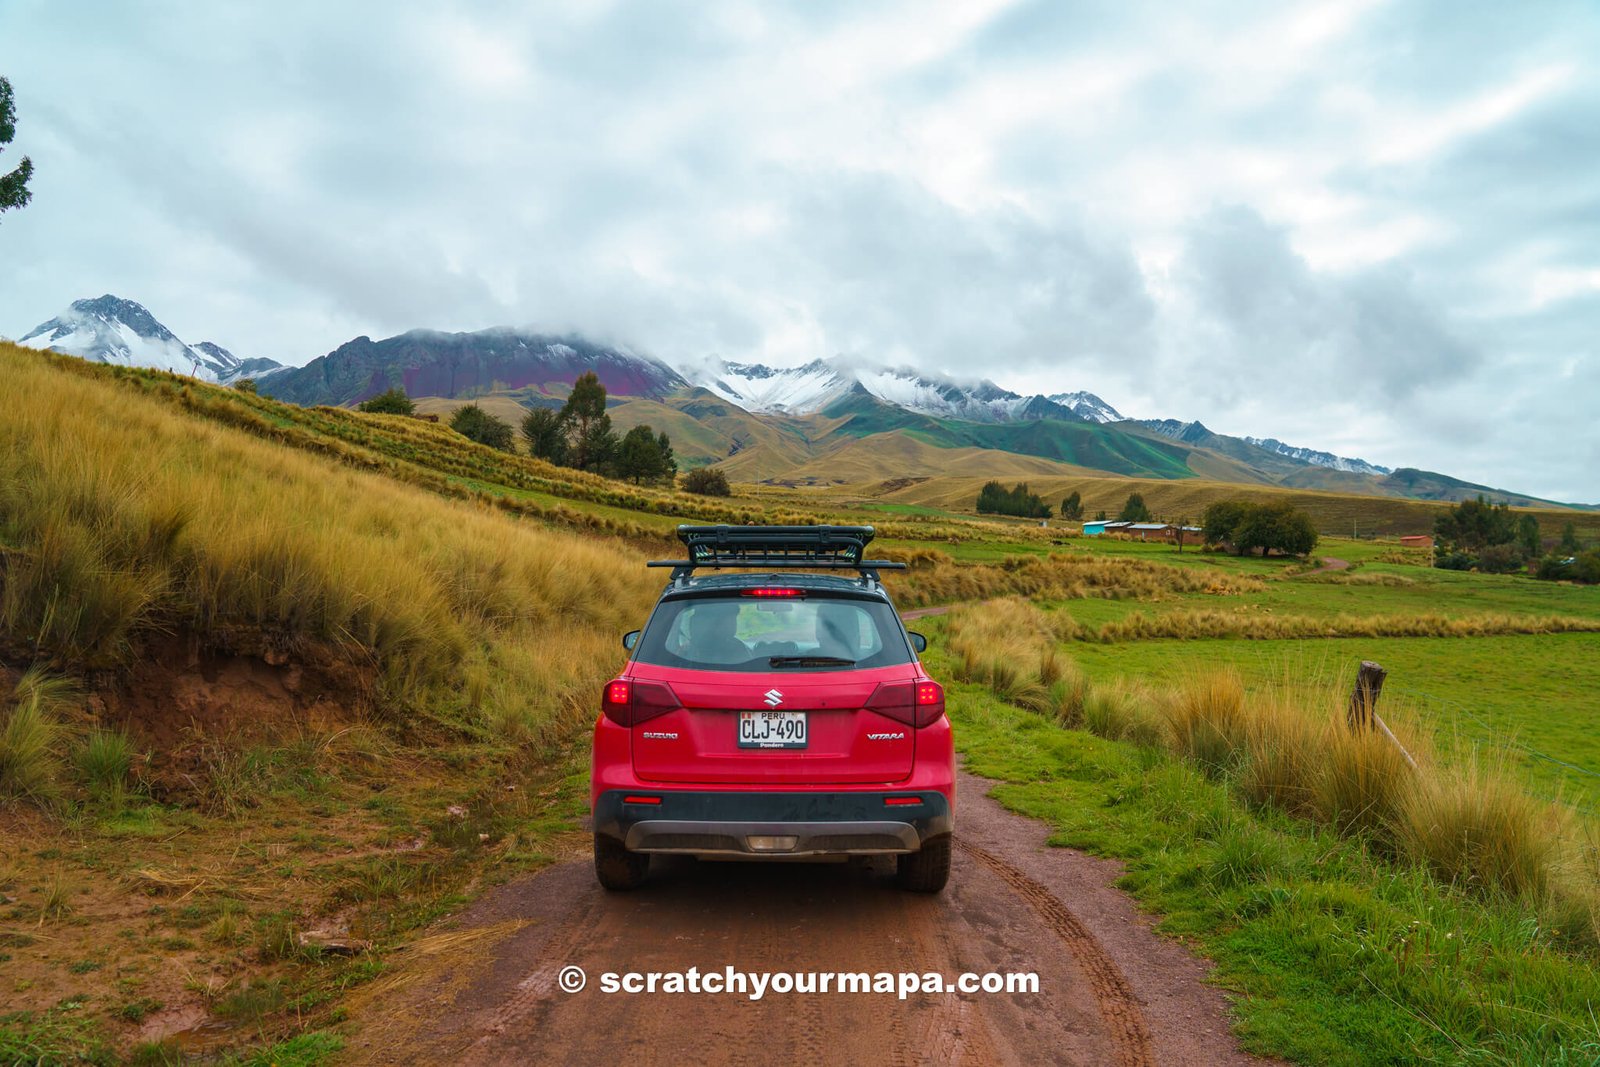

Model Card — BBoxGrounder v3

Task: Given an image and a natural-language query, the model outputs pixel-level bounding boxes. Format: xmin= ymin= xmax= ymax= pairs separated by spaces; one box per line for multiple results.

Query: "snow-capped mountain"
xmin=687 ymin=358 xmax=1069 ymax=423
xmin=1048 ymin=391 xmax=1124 ymax=423
xmin=1244 ymin=437 xmax=1391 ymax=476
xmin=19 ymin=296 xmax=281 ymax=384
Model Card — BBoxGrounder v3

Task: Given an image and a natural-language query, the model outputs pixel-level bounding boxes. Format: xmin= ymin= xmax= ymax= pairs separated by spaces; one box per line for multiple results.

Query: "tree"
xmin=1230 ymin=501 xmax=1318 ymax=558
xmin=520 ymin=406 xmax=569 ymax=464
xmin=234 ymin=378 xmax=258 ymax=394
xmin=450 ymin=404 xmax=515 ymax=451
xmin=0 ymin=76 xmax=33 ymax=220
xmin=1118 ymin=493 xmax=1152 ymax=522
xmin=1517 ymin=514 xmax=1542 ymax=560
xmin=1202 ymin=500 xmax=1249 ymax=546
xmin=1476 ymin=543 xmax=1525 ymax=575
xmin=1559 ymin=522 xmax=1582 ymax=555
xmin=574 ymin=418 xmax=618 ymax=474
xmin=656 ymin=430 xmax=677 ymax=483
xmin=616 ymin=424 xmax=676 ymax=484
xmin=1094 ymin=510 xmax=1107 ymax=521
xmin=682 ymin=467 xmax=731 ymax=496
xmin=560 ymin=371 xmax=618 ymax=471
xmin=1202 ymin=499 xmax=1316 ymax=557
xmin=976 ymin=481 xmax=1051 ymax=519
xmin=358 ymin=388 xmax=415 ymax=415
xmin=1434 ymin=495 xmax=1516 ymax=555
xmin=1060 ymin=491 xmax=1083 ymax=520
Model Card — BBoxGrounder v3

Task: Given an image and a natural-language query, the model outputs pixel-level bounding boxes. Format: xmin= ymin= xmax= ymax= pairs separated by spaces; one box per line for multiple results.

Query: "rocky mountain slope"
xmin=19 ymin=295 xmax=280 ymax=384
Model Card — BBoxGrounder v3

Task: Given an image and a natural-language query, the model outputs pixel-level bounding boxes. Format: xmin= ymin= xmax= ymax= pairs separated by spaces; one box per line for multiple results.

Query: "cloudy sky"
xmin=2 ymin=1 xmax=1597 ymax=501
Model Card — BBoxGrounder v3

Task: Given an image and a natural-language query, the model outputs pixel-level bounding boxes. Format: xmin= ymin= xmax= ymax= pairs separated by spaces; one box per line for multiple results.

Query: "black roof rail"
xmin=648 ymin=524 xmax=908 ymax=582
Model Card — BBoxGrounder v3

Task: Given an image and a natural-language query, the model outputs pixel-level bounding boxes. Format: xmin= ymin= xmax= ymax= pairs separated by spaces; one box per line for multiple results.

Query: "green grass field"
xmin=931 ymin=660 xmax=1600 ymax=1065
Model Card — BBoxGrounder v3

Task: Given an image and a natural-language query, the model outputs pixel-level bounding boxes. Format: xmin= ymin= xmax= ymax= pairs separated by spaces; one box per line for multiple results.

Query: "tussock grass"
xmin=1088 ymin=608 xmax=1600 ymax=643
xmin=74 ymin=728 xmax=133 ymax=807
xmin=946 ymin=599 xmax=1600 ymax=945
xmin=0 ymin=668 xmax=68 ymax=804
xmin=0 ymin=343 xmax=659 ymax=746
xmin=1396 ymin=753 xmax=1557 ymax=898
xmin=892 ymin=553 xmax=1262 ymax=609
xmin=1164 ymin=669 xmax=1249 ymax=777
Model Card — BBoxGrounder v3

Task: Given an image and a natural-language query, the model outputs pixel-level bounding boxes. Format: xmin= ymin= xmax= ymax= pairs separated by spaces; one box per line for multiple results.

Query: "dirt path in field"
xmin=901 ymin=605 xmax=952 ymax=620
xmin=344 ymin=770 xmax=1274 ymax=1066
xmin=1305 ymin=556 xmax=1350 ymax=575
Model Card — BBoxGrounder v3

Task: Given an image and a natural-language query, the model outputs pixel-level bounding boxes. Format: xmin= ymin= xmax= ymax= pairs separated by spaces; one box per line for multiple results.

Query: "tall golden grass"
xmin=1088 ymin=608 xmax=1600 ymax=643
xmin=946 ymin=599 xmax=1600 ymax=939
xmin=890 ymin=554 xmax=1263 ymax=609
xmin=0 ymin=343 xmax=660 ymax=747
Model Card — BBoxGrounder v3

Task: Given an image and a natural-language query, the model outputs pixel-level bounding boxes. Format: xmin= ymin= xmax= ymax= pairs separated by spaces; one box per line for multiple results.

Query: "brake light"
xmin=601 ymin=678 xmax=681 ymax=726
xmin=864 ymin=679 xmax=945 ymax=728
xmin=744 ymin=588 xmax=804 ymax=598
xmin=622 ymin=795 xmax=662 ymax=805
xmin=884 ymin=796 xmax=922 ymax=807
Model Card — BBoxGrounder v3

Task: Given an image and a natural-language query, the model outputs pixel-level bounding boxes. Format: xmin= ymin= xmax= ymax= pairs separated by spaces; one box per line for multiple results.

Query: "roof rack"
xmin=649 ymin=524 xmax=908 ymax=582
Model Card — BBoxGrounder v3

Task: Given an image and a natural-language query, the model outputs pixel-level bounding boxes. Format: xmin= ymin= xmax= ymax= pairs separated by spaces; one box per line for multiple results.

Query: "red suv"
xmin=591 ymin=525 xmax=954 ymax=892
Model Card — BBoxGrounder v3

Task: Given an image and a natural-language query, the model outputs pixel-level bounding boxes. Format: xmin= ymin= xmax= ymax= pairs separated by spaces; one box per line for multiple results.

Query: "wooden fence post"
xmin=1347 ymin=660 xmax=1387 ymax=731
xmin=1346 ymin=660 xmax=1418 ymax=770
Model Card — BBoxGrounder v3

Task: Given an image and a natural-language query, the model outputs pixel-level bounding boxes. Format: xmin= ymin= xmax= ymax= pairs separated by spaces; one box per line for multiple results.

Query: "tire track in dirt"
xmin=346 ymin=772 xmax=1273 ymax=1066
xmin=956 ymin=838 xmax=1155 ymax=1067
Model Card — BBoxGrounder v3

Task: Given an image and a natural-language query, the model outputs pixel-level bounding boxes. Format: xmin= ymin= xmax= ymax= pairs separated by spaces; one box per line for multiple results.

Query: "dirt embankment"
xmin=343 ymin=771 xmax=1277 ymax=1066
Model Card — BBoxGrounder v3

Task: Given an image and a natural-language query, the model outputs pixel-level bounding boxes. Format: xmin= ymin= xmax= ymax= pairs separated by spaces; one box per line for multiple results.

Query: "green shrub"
xmin=448 ymin=404 xmax=515 ymax=451
xmin=681 ymin=467 xmax=731 ymax=496
xmin=357 ymin=388 xmax=414 ymax=415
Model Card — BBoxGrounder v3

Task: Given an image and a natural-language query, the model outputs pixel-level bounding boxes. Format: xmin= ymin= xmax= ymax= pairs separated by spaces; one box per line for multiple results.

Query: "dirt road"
xmin=346 ymin=771 xmax=1271 ymax=1066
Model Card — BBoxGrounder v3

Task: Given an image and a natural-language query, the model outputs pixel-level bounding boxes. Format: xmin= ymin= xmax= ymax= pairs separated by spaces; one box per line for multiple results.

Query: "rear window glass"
xmin=633 ymin=595 xmax=914 ymax=672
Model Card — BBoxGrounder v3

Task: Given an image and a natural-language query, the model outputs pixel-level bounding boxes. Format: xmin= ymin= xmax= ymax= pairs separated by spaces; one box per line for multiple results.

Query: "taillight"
xmin=601 ymin=678 xmax=680 ymax=726
xmin=743 ymin=588 xmax=805 ymax=598
xmin=864 ymin=679 xmax=945 ymax=727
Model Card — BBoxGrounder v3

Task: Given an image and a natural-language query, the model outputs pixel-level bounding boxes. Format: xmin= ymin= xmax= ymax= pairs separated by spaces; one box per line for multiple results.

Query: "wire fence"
xmin=1382 ymin=682 xmax=1600 ymax=817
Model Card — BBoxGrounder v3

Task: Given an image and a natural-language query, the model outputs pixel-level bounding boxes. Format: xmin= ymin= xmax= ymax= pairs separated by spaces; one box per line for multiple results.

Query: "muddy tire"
xmin=896 ymin=835 xmax=951 ymax=893
xmin=594 ymin=834 xmax=649 ymax=891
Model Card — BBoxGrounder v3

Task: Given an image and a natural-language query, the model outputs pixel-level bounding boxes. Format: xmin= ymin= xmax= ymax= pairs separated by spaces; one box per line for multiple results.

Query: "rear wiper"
xmin=769 ymin=656 xmax=856 ymax=668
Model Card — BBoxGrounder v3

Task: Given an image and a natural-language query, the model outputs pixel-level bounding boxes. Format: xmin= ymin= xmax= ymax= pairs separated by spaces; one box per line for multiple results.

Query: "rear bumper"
xmin=594 ymin=789 xmax=953 ymax=857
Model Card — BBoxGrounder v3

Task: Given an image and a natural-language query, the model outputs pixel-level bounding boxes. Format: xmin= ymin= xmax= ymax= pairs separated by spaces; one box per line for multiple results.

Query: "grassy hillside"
xmin=732 ymin=431 xmax=1109 ymax=486
xmin=0 ymin=342 xmax=662 ymax=1059
xmin=818 ymin=392 xmax=1199 ymax=480
xmin=411 ymin=394 xmax=535 ymax=431
xmin=608 ymin=390 xmax=822 ymax=472
xmin=860 ymin=471 xmax=1600 ymax=539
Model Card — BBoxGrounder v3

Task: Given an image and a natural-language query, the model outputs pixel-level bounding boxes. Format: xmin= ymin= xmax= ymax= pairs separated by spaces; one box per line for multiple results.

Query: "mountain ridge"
xmin=19 ymin=295 xmax=281 ymax=384
xmin=15 ymin=295 xmax=1590 ymax=510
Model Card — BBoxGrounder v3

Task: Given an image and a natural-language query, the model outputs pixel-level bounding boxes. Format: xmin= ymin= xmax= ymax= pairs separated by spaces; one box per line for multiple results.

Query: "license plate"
xmin=738 ymin=711 xmax=808 ymax=749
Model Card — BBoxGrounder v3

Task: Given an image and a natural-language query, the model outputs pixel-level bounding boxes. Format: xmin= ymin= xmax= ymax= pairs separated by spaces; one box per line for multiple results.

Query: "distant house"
xmin=1127 ymin=522 xmax=1171 ymax=542
xmin=1399 ymin=535 xmax=1434 ymax=549
xmin=1082 ymin=520 xmax=1108 ymax=536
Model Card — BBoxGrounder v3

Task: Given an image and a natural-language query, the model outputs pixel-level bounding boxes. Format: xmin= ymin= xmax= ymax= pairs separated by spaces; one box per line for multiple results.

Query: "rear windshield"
xmin=633 ymin=595 xmax=914 ymax=672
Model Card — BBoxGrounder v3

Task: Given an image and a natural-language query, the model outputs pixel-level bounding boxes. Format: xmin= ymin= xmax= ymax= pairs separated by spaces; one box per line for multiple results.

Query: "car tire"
xmin=895 ymin=835 xmax=951 ymax=893
xmin=593 ymin=833 xmax=649 ymax=891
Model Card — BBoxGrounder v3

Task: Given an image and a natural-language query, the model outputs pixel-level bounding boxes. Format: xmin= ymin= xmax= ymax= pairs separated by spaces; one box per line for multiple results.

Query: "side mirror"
xmin=908 ymin=632 xmax=928 ymax=653
xmin=622 ymin=630 xmax=641 ymax=651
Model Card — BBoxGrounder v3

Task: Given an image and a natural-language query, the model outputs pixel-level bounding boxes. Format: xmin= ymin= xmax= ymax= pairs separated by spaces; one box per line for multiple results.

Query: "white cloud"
xmin=0 ymin=0 xmax=1596 ymax=499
